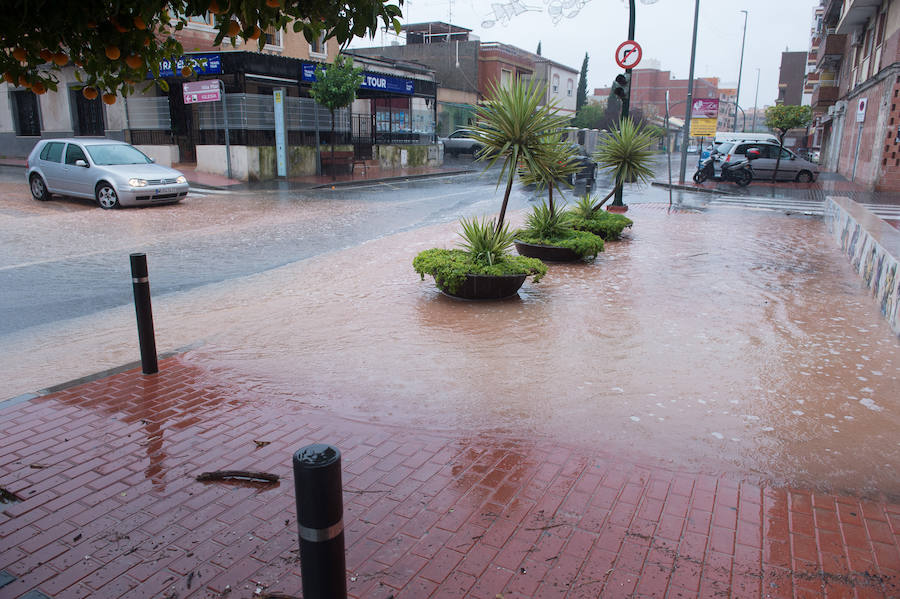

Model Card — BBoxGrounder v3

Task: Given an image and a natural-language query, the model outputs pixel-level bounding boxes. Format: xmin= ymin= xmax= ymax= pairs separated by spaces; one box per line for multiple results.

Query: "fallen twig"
xmin=195 ymin=471 xmax=279 ymax=483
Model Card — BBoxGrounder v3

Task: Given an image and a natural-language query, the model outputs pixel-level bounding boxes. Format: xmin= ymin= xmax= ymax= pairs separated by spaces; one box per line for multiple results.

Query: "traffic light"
xmin=612 ymin=73 xmax=630 ymax=103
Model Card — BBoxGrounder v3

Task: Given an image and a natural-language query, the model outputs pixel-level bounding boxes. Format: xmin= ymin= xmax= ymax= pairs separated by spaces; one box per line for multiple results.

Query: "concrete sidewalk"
xmin=1 ymin=356 xmax=899 ymax=598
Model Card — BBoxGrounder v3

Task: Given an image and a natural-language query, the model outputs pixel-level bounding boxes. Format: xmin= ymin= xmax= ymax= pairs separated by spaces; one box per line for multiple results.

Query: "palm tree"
xmin=591 ymin=117 xmax=657 ymax=212
xmin=469 ymin=80 xmax=573 ymax=233
xmin=516 ymin=134 xmax=582 ymax=216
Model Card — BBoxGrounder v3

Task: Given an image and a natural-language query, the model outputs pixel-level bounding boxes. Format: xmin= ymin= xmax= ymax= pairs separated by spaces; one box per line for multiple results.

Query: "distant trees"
xmin=765 ymin=105 xmax=812 ymax=181
xmin=576 ymin=53 xmax=588 ymax=113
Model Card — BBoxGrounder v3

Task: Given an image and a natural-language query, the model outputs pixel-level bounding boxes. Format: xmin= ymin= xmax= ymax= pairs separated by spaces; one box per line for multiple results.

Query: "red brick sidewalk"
xmin=1 ymin=357 xmax=899 ymax=598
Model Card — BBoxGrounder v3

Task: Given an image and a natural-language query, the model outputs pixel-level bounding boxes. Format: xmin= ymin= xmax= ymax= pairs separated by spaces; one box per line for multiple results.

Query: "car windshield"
xmin=86 ymin=144 xmax=152 ymax=165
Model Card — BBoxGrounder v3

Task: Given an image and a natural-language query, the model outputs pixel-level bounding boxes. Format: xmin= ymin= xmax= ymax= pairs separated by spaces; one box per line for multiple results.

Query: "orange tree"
xmin=1 ymin=0 xmax=402 ymax=101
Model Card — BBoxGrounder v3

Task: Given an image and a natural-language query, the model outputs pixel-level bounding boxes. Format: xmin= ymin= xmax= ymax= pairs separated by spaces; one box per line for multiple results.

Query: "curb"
xmin=651 ymin=181 xmax=740 ymax=196
xmin=311 ymin=169 xmax=475 ymax=189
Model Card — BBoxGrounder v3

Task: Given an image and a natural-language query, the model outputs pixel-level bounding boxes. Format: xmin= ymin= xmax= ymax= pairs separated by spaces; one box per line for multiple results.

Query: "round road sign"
xmin=615 ymin=40 xmax=642 ymax=70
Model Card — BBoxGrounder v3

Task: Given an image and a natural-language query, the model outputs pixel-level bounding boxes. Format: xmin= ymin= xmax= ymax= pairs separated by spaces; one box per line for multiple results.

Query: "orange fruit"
xmin=12 ymin=48 xmax=26 ymax=62
xmin=133 ymin=16 xmax=146 ymax=29
xmin=102 ymin=93 xmax=117 ymax=105
xmin=227 ymin=20 xmax=240 ymax=36
xmin=111 ymin=18 xmax=127 ymax=33
xmin=143 ymin=35 xmax=151 ymax=47
xmin=74 ymin=58 xmax=83 ymax=67
xmin=18 ymin=75 xmax=30 ymax=87
xmin=87 ymin=20 xmax=97 ymax=28
xmin=105 ymin=46 xmax=121 ymax=60
xmin=208 ymin=0 xmax=221 ymax=14
xmin=181 ymin=66 xmax=193 ymax=77
xmin=39 ymin=49 xmax=53 ymax=62
xmin=125 ymin=55 xmax=143 ymax=69
xmin=82 ymin=86 xmax=98 ymax=99
xmin=2 ymin=72 xmax=13 ymax=83
xmin=266 ymin=0 xmax=279 ymax=6
xmin=52 ymin=52 xmax=68 ymax=66
xmin=248 ymin=26 xmax=261 ymax=40
xmin=32 ymin=81 xmax=46 ymax=94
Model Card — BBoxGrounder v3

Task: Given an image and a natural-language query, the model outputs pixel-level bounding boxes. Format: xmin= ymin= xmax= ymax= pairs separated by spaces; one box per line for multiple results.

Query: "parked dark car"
xmin=565 ymin=143 xmax=598 ymax=184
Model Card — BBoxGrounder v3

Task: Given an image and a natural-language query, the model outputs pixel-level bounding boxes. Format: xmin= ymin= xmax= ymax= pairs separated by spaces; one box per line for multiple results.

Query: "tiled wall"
xmin=825 ymin=197 xmax=900 ymax=336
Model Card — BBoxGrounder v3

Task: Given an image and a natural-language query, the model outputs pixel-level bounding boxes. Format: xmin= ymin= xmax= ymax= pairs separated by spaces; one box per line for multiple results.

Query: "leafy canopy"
xmin=576 ymin=53 xmax=588 ymax=112
xmin=764 ymin=105 xmax=812 ymax=140
xmin=0 ymin=0 xmax=403 ymax=96
xmin=309 ymin=55 xmax=364 ymax=113
xmin=572 ymin=103 xmax=605 ymax=130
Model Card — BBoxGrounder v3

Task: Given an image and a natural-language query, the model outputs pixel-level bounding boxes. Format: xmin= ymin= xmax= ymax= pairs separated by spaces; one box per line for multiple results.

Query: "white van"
xmin=714 ymin=132 xmax=779 ymax=145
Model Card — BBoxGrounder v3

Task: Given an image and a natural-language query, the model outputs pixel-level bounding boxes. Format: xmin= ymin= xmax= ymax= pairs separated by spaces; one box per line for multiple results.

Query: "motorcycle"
xmin=693 ymin=148 xmax=760 ymax=187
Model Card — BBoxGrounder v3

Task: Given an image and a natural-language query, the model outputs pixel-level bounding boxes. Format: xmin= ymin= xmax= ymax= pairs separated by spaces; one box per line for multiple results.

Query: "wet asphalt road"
xmin=0 ymin=159 xmax=631 ymax=337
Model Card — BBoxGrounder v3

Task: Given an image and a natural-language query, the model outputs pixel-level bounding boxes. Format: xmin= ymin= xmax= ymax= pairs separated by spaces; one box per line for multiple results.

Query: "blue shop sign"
xmin=301 ymin=62 xmax=414 ymax=95
xmin=157 ymin=54 xmax=222 ymax=78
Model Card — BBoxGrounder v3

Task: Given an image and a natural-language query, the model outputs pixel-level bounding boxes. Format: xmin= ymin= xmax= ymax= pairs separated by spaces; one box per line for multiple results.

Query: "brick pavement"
xmin=1 ymin=356 xmax=899 ymax=598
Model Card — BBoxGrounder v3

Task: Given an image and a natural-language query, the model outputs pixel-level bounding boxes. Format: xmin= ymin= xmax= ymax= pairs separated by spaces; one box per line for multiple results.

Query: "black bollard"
xmin=293 ymin=444 xmax=346 ymax=599
xmin=129 ymin=253 xmax=158 ymax=375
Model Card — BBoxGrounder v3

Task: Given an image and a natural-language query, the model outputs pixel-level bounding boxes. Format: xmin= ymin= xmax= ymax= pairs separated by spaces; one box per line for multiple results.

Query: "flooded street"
xmin=2 ymin=174 xmax=899 ymax=499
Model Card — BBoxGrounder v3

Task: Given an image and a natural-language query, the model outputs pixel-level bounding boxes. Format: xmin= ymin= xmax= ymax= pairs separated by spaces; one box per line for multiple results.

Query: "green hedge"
xmin=413 ymin=249 xmax=547 ymax=294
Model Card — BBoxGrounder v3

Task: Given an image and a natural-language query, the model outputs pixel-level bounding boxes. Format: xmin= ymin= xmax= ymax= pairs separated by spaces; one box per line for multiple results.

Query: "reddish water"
xmin=168 ymin=204 xmax=900 ymax=498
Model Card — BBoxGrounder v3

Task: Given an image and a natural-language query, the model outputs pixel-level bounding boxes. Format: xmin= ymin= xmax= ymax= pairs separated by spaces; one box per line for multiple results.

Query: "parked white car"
xmin=439 ymin=130 xmax=484 ymax=157
xmin=26 ymin=139 xmax=189 ymax=209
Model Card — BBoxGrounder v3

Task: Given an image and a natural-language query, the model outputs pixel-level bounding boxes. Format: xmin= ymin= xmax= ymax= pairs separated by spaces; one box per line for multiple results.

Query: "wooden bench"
xmin=320 ymin=151 xmax=367 ymax=177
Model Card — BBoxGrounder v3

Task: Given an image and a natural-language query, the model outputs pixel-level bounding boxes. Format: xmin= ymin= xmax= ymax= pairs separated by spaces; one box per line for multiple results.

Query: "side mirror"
xmin=75 ymin=159 xmax=88 ymax=168
xmin=149 ymin=157 xmax=156 ymax=163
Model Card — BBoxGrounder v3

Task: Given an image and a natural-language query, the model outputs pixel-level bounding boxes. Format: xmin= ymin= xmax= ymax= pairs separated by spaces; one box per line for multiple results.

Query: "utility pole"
xmin=610 ymin=0 xmax=637 ymax=209
xmin=678 ymin=0 xmax=701 ymax=184
xmin=733 ymin=10 xmax=748 ymax=132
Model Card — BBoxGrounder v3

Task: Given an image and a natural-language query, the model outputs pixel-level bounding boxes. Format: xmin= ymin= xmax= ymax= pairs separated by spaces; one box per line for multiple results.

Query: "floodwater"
xmin=4 ymin=199 xmax=899 ymax=498
xmin=181 ymin=204 xmax=899 ymax=498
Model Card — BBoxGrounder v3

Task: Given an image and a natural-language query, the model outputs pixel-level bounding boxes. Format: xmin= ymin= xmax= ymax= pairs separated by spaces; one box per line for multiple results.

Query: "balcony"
xmin=812 ymin=84 xmax=840 ymax=108
xmin=816 ymin=33 xmax=847 ymax=68
xmin=836 ymin=0 xmax=881 ymax=34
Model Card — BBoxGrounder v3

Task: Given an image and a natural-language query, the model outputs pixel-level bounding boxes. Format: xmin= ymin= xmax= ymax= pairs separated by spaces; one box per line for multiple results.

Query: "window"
xmin=264 ymin=26 xmax=282 ymax=47
xmin=186 ymin=12 xmax=215 ymax=27
xmin=40 ymin=142 xmax=64 ymax=162
xmin=500 ymin=69 xmax=512 ymax=88
xmin=310 ymin=32 xmax=327 ymax=57
xmin=11 ymin=90 xmax=41 ymax=136
xmin=567 ymin=78 xmax=574 ymax=97
xmin=552 ymin=74 xmax=560 ymax=93
xmin=65 ymin=143 xmax=88 ymax=165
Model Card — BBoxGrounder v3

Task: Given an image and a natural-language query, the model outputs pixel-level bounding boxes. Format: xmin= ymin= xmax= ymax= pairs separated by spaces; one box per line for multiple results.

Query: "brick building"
xmin=811 ymin=0 xmax=900 ymax=190
xmin=777 ymin=51 xmax=809 ymax=105
xmin=594 ymin=68 xmax=719 ymax=123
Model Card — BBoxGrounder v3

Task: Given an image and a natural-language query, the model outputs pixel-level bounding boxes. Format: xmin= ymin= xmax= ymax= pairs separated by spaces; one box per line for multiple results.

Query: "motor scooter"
xmin=693 ymin=148 xmax=760 ymax=187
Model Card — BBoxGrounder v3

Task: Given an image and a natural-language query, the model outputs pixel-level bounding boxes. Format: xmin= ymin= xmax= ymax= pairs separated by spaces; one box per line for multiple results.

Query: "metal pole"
xmin=734 ymin=10 xmax=748 ymax=132
xmin=611 ymin=0 xmax=637 ymax=209
xmin=293 ymin=444 xmax=347 ymax=599
xmin=752 ymin=68 xmax=760 ymax=132
xmin=678 ymin=0 xmax=701 ymax=184
xmin=314 ymin=101 xmax=322 ymax=176
xmin=129 ymin=253 xmax=158 ymax=375
xmin=220 ymin=80 xmax=232 ymax=180
xmin=666 ymin=90 xmax=672 ymax=206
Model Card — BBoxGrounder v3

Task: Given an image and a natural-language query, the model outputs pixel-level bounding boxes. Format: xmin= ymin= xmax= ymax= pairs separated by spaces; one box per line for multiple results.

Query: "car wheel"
xmin=96 ymin=182 xmax=120 ymax=209
xmin=796 ymin=170 xmax=814 ymax=183
xmin=30 ymin=174 xmax=49 ymax=201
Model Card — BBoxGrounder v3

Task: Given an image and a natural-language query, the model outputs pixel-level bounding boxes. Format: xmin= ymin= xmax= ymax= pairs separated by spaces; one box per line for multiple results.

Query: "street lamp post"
xmin=678 ymin=0 xmax=701 ymax=184
xmin=752 ymin=67 xmax=760 ymax=132
xmin=733 ymin=10 xmax=748 ymax=132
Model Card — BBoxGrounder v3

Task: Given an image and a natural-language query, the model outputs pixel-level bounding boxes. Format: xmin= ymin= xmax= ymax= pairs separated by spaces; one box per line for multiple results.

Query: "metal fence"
xmin=196 ymin=94 xmax=348 ymax=132
xmin=125 ymin=97 xmax=172 ymax=130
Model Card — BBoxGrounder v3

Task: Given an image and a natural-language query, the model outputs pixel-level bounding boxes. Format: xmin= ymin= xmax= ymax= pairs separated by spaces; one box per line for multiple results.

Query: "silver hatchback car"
xmin=26 ymin=139 xmax=189 ymax=209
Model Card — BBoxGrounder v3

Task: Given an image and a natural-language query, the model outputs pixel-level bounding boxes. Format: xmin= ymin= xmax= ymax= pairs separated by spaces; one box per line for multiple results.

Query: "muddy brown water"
xmin=179 ymin=204 xmax=900 ymax=499
xmin=3 ymin=199 xmax=898 ymax=498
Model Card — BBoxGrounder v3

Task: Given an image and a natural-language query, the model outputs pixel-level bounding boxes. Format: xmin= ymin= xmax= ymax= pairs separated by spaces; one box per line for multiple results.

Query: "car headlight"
xmin=128 ymin=178 xmax=147 ymax=187
xmin=175 ymin=175 xmax=187 ymax=184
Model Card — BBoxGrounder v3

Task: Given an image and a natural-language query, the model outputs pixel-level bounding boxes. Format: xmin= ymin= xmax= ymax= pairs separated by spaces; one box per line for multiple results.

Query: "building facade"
xmin=593 ymin=68 xmax=719 ymax=124
xmin=811 ymin=0 xmax=900 ymax=190
xmin=1 ymin=15 xmax=441 ymax=180
xmin=777 ymin=51 xmax=809 ymax=105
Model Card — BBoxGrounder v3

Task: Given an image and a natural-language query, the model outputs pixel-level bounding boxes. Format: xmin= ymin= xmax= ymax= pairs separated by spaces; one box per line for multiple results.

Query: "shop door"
xmin=169 ymin=81 xmax=197 ymax=163
xmin=352 ymin=113 xmax=374 ymax=160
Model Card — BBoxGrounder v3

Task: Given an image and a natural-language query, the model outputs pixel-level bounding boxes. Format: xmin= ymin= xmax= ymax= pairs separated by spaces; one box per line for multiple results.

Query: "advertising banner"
xmin=301 ymin=63 xmax=415 ymax=95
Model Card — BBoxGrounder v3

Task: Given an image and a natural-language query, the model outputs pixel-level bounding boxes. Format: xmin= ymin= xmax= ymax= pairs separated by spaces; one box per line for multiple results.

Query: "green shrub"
xmin=522 ymin=200 xmax=570 ymax=239
xmin=413 ymin=249 xmax=548 ymax=294
xmin=565 ymin=211 xmax=633 ymax=241
xmin=513 ymin=229 xmax=604 ymax=259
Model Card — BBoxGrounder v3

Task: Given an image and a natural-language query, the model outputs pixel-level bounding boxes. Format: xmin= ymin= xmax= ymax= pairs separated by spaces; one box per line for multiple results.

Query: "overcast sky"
xmin=349 ymin=0 xmax=819 ymax=109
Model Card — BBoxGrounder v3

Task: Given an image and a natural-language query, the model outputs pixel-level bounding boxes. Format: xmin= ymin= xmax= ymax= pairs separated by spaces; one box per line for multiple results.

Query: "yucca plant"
xmin=523 ymin=200 xmax=569 ymax=239
xmin=457 ymin=216 xmax=515 ymax=265
xmin=469 ymin=79 xmax=574 ymax=233
xmin=564 ymin=194 xmax=634 ymax=241
xmin=590 ymin=117 xmax=658 ymax=212
xmin=517 ymin=135 xmax=582 ymax=216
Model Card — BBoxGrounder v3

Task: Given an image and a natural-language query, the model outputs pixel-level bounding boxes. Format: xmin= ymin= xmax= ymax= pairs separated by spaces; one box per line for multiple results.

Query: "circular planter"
xmin=606 ymin=205 xmax=629 ymax=214
xmin=437 ymin=273 xmax=527 ymax=300
xmin=514 ymin=240 xmax=581 ymax=262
